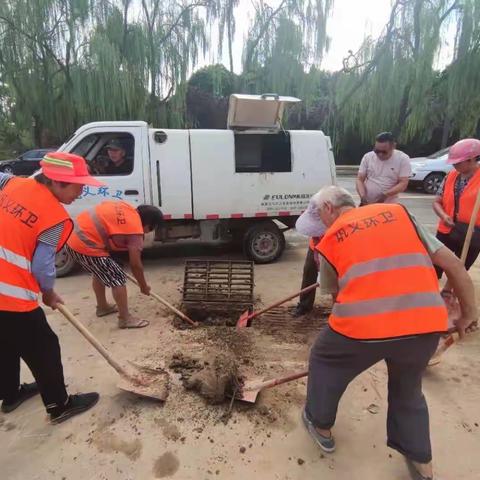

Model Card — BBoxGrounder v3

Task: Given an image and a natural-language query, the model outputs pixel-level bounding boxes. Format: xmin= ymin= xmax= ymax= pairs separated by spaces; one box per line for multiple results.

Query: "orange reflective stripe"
xmin=338 ymin=253 xmax=432 ymax=289
xmin=0 ymin=281 xmax=38 ymax=301
xmin=332 ymin=292 xmax=445 ymax=318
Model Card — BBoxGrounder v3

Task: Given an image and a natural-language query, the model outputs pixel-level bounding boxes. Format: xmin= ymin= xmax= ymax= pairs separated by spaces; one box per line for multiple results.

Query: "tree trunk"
xmin=441 ymin=115 xmax=452 ymax=148
xmin=32 ymin=114 xmax=42 ymax=147
xmin=227 ymin=19 xmax=234 ymax=73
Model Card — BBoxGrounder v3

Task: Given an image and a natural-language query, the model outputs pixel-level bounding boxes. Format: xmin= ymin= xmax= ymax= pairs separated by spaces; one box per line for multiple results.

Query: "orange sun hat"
xmin=40 ymin=152 xmax=104 ymax=187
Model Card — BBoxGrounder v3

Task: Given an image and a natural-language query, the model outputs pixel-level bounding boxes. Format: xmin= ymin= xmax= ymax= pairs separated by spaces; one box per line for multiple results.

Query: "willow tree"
xmin=440 ymin=0 xmax=480 ymax=144
xmin=240 ymin=0 xmax=334 ymax=123
xmin=334 ymin=0 xmax=471 ymax=148
xmin=140 ymin=0 xmax=215 ymax=127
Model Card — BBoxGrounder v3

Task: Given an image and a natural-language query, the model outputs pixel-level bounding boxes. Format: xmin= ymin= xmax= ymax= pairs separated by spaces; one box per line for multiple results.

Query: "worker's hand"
xmin=455 ymin=314 xmax=478 ymax=339
xmin=376 ymin=192 xmax=387 ymax=203
xmin=140 ymin=284 xmax=151 ymax=296
xmin=42 ymin=290 xmax=64 ymax=310
xmin=442 ymin=214 xmax=455 ymax=228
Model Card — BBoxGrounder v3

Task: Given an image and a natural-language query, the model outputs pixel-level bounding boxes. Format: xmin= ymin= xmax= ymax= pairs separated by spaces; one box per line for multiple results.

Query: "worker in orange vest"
xmin=300 ymin=186 xmax=476 ymax=480
xmin=66 ymin=200 xmax=163 ymax=329
xmin=293 ymin=197 xmax=326 ymax=316
xmin=433 ymin=138 xmax=480 ymax=304
xmin=0 ymin=152 xmax=102 ymax=423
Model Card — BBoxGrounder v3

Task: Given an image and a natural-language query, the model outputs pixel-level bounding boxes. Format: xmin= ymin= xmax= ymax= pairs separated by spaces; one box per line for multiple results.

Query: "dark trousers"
xmin=0 ymin=307 xmax=68 ymax=409
xmin=435 ymin=231 xmax=480 ymax=279
xmin=306 ymin=327 xmax=439 ymax=463
xmin=297 ymin=248 xmax=318 ymax=311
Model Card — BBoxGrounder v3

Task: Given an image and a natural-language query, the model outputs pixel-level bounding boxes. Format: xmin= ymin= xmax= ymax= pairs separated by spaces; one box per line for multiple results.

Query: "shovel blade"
xmin=234 ymin=377 xmax=265 ymax=403
xmin=117 ymin=374 xmax=169 ymax=401
xmin=236 ymin=310 xmax=251 ymax=330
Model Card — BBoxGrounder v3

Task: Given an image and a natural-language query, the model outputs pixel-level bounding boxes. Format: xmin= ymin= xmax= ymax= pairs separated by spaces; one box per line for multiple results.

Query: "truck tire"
xmin=55 ymin=247 xmax=77 ymax=278
xmin=243 ymin=221 xmax=285 ymax=264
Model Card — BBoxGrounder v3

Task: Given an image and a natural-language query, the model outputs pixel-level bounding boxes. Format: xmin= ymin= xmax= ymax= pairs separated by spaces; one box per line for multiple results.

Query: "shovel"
xmin=428 ymin=186 xmax=480 ymax=366
xmin=236 ymin=369 xmax=308 ymax=403
xmin=57 ymin=304 xmax=169 ymax=401
xmin=125 ymin=273 xmax=198 ymax=327
xmin=236 ymin=283 xmax=319 ymax=329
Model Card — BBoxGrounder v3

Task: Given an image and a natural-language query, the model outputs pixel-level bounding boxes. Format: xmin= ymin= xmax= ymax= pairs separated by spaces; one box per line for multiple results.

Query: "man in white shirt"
xmin=356 ymin=132 xmax=411 ymax=205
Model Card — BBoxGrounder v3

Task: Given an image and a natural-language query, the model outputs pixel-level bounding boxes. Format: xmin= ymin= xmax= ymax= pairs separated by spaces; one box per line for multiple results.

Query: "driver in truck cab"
xmin=65 ymin=201 xmax=163 ymax=329
xmin=91 ymin=138 xmax=133 ymax=175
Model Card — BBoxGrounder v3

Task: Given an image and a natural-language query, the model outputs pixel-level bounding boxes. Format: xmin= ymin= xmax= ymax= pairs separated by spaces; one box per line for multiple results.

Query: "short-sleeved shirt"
xmin=110 ymin=234 xmax=144 ymax=251
xmin=358 ymin=150 xmax=411 ymax=203
xmin=318 ymin=214 xmax=444 ymax=295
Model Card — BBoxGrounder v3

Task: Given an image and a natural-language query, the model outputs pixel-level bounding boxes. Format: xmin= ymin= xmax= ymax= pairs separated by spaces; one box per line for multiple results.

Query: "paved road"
xmin=336 ymin=175 xmax=437 ymax=230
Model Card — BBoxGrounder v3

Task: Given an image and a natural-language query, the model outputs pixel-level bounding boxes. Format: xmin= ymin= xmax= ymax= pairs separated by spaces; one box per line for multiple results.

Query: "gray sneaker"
xmin=302 ymin=409 xmax=336 ymax=453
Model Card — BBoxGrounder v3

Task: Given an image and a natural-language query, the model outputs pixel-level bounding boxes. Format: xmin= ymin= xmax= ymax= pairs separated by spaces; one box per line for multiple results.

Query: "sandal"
xmin=118 ymin=316 xmax=150 ymax=329
xmin=96 ymin=304 xmax=119 ymax=317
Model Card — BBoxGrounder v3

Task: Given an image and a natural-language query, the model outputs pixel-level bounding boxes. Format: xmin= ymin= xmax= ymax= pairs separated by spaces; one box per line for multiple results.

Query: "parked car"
xmin=0 ymin=148 xmax=56 ymax=176
xmin=409 ymin=147 xmax=452 ymax=194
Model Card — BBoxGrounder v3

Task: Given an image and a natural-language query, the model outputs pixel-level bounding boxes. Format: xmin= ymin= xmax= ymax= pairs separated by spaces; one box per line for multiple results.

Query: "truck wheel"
xmin=243 ymin=221 xmax=285 ymax=264
xmin=55 ymin=247 xmax=77 ymax=277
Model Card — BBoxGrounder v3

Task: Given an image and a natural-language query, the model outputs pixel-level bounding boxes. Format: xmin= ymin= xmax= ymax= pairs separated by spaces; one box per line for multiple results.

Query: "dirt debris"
xmin=154 ymin=417 xmax=182 ymax=442
xmin=184 ymin=352 xmax=241 ymax=404
xmin=153 ymin=452 xmax=180 ymax=478
xmin=169 ymin=352 xmax=202 ymax=381
xmin=92 ymin=431 xmax=142 ymax=460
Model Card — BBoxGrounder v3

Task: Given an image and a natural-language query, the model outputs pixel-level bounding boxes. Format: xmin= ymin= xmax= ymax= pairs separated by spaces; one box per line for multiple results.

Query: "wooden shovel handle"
xmin=57 ymin=304 xmax=130 ymax=378
xmin=249 ymin=283 xmax=319 ymax=321
xmin=125 ymin=273 xmax=197 ymax=327
xmin=243 ymin=370 xmax=309 ymax=392
xmin=440 ymin=188 xmax=480 ymax=349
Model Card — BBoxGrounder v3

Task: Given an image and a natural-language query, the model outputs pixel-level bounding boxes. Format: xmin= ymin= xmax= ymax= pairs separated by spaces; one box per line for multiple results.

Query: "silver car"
xmin=409 ymin=147 xmax=452 ymax=194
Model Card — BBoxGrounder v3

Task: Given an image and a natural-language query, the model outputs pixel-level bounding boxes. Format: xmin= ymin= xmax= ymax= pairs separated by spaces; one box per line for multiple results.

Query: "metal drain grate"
xmin=182 ymin=260 xmax=254 ymax=309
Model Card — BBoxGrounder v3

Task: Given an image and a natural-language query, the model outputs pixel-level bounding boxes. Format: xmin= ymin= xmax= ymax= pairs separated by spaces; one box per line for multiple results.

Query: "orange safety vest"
xmin=317 ymin=203 xmax=447 ymax=340
xmin=67 ymin=201 xmax=143 ymax=257
xmin=438 ymin=169 xmax=480 ymax=234
xmin=0 ymin=178 xmax=73 ymax=312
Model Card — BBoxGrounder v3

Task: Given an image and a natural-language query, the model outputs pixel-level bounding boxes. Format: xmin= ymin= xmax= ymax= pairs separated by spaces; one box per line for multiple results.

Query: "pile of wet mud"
xmin=169 ymin=352 xmax=241 ymax=404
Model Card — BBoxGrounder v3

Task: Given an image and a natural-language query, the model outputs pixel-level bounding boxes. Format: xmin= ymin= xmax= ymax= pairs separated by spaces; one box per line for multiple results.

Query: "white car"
xmin=409 ymin=147 xmax=452 ymax=194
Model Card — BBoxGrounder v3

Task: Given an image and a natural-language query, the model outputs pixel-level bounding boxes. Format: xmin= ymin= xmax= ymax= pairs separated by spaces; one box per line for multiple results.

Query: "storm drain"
xmin=182 ymin=260 xmax=254 ymax=324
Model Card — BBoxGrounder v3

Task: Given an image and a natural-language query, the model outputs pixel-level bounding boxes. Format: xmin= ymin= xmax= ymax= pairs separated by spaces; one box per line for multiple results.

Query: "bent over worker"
xmin=0 ymin=153 xmax=102 ymax=423
xmin=301 ymin=186 xmax=476 ymax=480
xmin=66 ymin=200 xmax=163 ymax=329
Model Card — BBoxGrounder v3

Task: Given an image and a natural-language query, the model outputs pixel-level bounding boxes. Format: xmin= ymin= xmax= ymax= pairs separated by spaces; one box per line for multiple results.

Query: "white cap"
xmin=295 ymin=197 xmax=327 ymax=237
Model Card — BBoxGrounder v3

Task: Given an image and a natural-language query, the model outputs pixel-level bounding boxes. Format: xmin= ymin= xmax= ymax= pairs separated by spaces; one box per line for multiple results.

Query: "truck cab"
xmin=55 ymin=93 xmax=336 ymax=276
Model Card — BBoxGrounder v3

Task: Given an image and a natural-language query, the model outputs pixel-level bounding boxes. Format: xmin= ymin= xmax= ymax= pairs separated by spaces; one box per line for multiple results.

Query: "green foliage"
xmin=0 ymin=0 xmax=479 ymax=161
xmin=188 ymin=64 xmax=237 ymax=96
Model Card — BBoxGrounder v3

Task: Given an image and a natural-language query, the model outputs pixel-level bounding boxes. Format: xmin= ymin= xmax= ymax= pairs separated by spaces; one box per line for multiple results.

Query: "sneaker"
xmin=1 ymin=382 xmax=40 ymax=413
xmin=48 ymin=392 xmax=99 ymax=425
xmin=302 ymin=409 xmax=336 ymax=453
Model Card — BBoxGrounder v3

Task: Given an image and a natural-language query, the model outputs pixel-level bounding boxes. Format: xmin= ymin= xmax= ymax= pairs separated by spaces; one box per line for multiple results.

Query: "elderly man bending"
xmin=300 ymin=186 xmax=476 ymax=480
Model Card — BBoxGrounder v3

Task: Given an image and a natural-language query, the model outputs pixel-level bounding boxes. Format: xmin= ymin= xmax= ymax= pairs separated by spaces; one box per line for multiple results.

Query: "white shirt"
xmin=359 ymin=149 xmax=411 ymax=203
